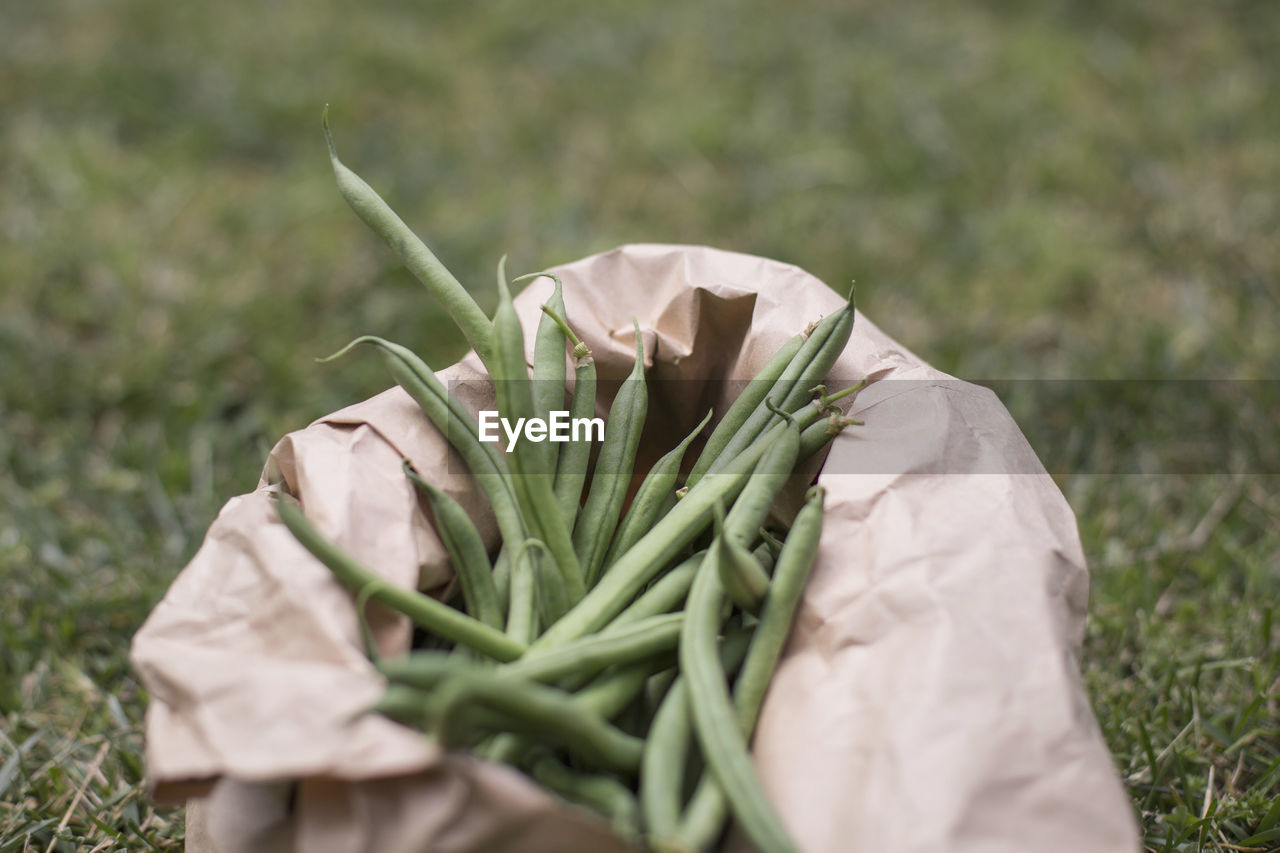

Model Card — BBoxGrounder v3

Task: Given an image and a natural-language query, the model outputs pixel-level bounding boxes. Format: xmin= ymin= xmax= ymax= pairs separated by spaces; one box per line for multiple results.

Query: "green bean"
xmin=506 ymin=538 xmax=539 ymax=645
xmin=322 ymin=109 xmax=493 ymax=366
xmin=526 ymin=750 xmax=642 ymax=843
xmin=542 ymin=594 xmax=680 ymax=696
xmin=541 ymin=597 xmax=681 ymax=693
xmin=641 ymin=678 xmax=693 ymax=840
xmin=712 ymin=501 xmax=770 ymax=615
xmin=403 ymin=464 xmax=503 ymax=631
xmin=671 ymin=777 xmax=721 ymax=851
xmin=604 ymin=409 xmax=712 ymax=568
xmin=371 ymin=683 xmax=434 ymax=727
xmin=377 ymin=652 xmax=462 ymax=690
xmin=275 ymin=498 xmax=526 ymax=662
xmin=722 ymin=400 xmax=802 ymax=551
xmin=642 ymin=624 xmax=755 ymax=847
xmin=775 ymin=288 xmax=856 ymax=414
xmin=734 ymin=486 xmax=825 ymax=729
xmin=492 ymin=259 xmax=586 ymax=604
xmin=490 ymin=257 xmax=539 ymax=473
xmin=506 ymin=613 xmax=682 ymax=685
xmin=573 ymin=319 xmax=648 ymax=587
xmin=320 ymin=337 xmax=522 ymax=553
xmin=675 ymin=487 xmax=825 ymax=851
xmin=524 ymin=538 xmax=570 ymax=628
xmin=680 ymin=549 xmax=798 ymax=853
xmin=377 ymin=683 xmax=519 ymax=751
xmin=353 ymin=582 xmax=386 ymax=662
xmin=685 ymin=333 xmax=804 ymax=487
xmin=515 ymin=273 xmax=570 ymax=484
xmin=609 ymin=551 xmax=703 ymax=628
xmin=432 ymin=671 xmax=645 ymax=773
xmin=542 ymin=305 xmax=597 ymax=529
xmin=377 ymin=685 xmax=530 ymax=755
xmin=379 ymin=613 xmax=680 ymax=694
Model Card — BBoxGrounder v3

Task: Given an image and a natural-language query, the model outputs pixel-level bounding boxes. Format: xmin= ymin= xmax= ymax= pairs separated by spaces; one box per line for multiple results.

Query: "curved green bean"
xmin=376 ymin=684 xmax=523 ymax=752
xmin=275 ymin=498 xmax=525 ymax=662
xmin=319 ymin=336 xmax=522 ymax=550
xmin=322 ymin=109 xmax=493 ymax=366
xmin=321 ymin=335 xmax=548 ymax=641
xmin=680 ymin=552 xmax=798 ymax=853
xmin=641 ymin=678 xmax=693 ymax=840
xmin=644 ymin=624 xmax=755 ymax=850
xmin=403 ymin=464 xmax=503 ymax=631
xmin=676 ymin=487 xmax=825 ymax=850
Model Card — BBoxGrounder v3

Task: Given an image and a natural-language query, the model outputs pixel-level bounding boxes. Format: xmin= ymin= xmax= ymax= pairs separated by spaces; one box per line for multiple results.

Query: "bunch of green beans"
xmin=275 ymin=113 xmax=868 ymax=852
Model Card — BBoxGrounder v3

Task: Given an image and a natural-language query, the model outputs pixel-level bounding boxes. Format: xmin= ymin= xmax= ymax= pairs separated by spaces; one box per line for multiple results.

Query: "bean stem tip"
xmin=316 ymin=335 xmax=379 ymax=364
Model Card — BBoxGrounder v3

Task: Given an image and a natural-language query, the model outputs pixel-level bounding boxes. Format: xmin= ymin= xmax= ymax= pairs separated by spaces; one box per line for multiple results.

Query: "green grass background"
xmin=2 ymin=0 xmax=1277 ymax=849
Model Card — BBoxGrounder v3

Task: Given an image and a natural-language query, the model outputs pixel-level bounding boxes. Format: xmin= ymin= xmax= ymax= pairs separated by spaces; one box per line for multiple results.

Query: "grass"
xmin=1 ymin=0 xmax=1277 ymax=849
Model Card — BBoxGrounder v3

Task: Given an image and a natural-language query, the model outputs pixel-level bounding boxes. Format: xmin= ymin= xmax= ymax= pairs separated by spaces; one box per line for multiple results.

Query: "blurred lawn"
xmin=2 ymin=0 xmax=1277 ymax=849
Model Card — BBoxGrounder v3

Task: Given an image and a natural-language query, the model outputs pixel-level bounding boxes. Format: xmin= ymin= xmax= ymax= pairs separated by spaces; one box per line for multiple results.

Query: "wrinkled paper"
xmin=131 ymin=244 xmax=1139 ymax=852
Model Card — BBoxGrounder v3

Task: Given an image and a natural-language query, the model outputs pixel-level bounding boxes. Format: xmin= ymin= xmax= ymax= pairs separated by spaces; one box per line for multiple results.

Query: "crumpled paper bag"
xmin=131 ymin=243 xmax=1139 ymax=852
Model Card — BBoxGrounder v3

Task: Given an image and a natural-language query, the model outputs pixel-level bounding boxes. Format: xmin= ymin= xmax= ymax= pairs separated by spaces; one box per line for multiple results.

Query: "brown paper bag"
xmin=131 ymin=244 xmax=1139 ymax=852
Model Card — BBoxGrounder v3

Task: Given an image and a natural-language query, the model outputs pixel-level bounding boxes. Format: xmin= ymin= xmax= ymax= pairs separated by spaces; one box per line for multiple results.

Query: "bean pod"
xmin=573 ymin=319 xmax=648 ymax=587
